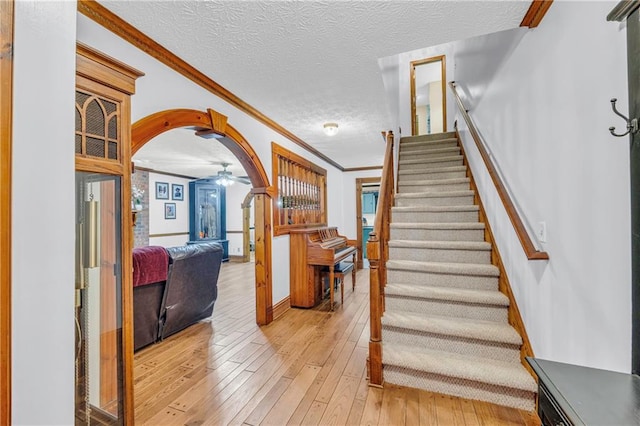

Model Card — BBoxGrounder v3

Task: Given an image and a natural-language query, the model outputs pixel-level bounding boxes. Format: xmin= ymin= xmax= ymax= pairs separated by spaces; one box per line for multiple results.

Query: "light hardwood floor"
xmin=134 ymin=261 xmax=540 ymax=425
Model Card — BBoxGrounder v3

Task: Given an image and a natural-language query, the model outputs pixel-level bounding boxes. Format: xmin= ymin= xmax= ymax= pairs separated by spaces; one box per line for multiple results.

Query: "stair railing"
xmin=449 ymin=82 xmax=549 ymax=260
xmin=367 ymin=130 xmax=394 ymax=387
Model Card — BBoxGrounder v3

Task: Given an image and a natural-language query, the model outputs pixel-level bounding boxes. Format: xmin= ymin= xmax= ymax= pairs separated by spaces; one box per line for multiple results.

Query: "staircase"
xmin=381 ymin=131 xmax=537 ymax=411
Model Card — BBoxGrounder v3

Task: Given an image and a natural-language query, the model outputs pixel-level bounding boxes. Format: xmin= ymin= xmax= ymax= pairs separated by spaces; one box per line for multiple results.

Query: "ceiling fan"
xmin=207 ymin=162 xmax=250 ymax=186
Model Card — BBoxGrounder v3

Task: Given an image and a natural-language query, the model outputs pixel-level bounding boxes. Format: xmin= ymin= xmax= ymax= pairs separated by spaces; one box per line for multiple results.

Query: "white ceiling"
xmin=105 ymin=0 xmax=531 ymax=175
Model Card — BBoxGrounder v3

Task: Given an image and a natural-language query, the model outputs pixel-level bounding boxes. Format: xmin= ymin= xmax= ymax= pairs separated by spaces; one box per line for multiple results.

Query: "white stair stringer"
xmin=380 ymin=132 xmax=535 ymax=411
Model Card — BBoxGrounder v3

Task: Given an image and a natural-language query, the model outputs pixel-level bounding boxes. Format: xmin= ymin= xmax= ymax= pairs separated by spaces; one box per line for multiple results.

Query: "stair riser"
xmin=402 ymin=132 xmax=456 ymax=139
xmin=400 ymin=159 xmax=464 ymax=170
xmin=390 ymin=227 xmax=485 ymax=242
xmin=400 ymin=142 xmax=459 ymax=153
xmin=385 ymin=295 xmax=508 ymax=322
xmin=383 ymin=327 xmax=521 ymax=363
xmin=399 ymin=149 xmax=461 ymax=160
xmin=398 ymin=170 xmax=465 ymax=185
xmin=389 ymin=246 xmax=491 ymax=264
xmin=398 ymin=182 xmax=470 ymax=193
xmin=395 ymin=195 xmax=474 ymax=207
xmin=386 ymin=269 xmax=498 ymax=291
xmin=392 ymin=210 xmax=479 ymax=223
xmin=401 ymin=133 xmax=457 ymax=143
xmin=383 ymin=367 xmax=535 ymax=412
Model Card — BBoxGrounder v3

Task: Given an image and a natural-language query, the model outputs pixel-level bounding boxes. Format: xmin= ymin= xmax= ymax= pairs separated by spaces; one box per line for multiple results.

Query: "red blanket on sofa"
xmin=132 ymin=246 xmax=169 ymax=287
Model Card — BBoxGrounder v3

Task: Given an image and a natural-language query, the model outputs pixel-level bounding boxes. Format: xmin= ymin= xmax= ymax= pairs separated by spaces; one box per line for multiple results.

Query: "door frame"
xmin=356 ymin=177 xmax=381 ymax=269
xmin=410 ymin=55 xmax=447 ymax=136
xmin=131 ymin=108 xmax=275 ymax=325
xmin=0 ymin=0 xmax=13 ymax=424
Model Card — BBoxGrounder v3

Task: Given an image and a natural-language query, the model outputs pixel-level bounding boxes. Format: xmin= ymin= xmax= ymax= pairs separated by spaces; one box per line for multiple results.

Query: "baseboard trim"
xmin=228 ymin=255 xmax=246 ymax=263
xmin=273 ymin=296 xmax=291 ymax=320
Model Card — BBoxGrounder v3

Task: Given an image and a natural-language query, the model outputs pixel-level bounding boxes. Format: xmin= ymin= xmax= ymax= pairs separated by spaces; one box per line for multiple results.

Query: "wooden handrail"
xmin=367 ymin=130 xmax=394 ymax=387
xmin=449 ymin=82 xmax=549 ymax=260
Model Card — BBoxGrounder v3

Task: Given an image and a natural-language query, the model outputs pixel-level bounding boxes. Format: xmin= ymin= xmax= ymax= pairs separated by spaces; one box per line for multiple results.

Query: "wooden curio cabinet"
xmin=74 ymin=43 xmax=143 ymax=425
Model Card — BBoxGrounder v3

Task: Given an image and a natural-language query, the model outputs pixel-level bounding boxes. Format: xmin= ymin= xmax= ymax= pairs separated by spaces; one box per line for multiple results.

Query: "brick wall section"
xmin=132 ymin=169 xmax=149 ymax=248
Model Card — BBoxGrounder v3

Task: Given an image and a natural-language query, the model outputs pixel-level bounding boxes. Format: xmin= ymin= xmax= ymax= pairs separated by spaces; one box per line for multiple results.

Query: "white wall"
xmin=148 ymin=172 xmax=191 ymax=247
xmin=455 ymin=1 xmax=631 ymax=372
xmin=12 ymin=1 xmax=77 ymax=424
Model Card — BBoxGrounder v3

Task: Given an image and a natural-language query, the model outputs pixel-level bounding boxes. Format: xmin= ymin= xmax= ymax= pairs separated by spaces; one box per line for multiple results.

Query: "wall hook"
xmin=609 ymin=98 xmax=639 ymax=137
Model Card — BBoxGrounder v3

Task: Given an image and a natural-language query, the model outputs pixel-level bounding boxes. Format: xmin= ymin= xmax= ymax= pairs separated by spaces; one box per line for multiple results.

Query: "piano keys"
xmin=289 ymin=226 xmax=357 ymax=309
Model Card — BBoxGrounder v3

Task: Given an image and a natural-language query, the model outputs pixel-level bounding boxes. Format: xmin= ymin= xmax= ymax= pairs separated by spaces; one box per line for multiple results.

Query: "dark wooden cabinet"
xmin=188 ymin=179 xmax=228 ymax=261
xmin=527 ymin=357 xmax=640 ymax=426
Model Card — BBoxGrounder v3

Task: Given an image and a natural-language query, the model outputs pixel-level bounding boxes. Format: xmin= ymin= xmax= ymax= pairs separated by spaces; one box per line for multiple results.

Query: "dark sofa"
xmin=132 ymin=242 xmax=223 ymax=351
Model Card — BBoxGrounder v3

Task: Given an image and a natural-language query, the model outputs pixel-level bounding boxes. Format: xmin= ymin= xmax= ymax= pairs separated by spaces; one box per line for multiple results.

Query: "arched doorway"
xmin=131 ymin=108 xmax=274 ymax=325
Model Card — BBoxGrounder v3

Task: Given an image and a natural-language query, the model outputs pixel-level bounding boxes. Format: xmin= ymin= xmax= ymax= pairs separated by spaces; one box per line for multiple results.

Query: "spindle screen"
xmin=272 ymin=143 xmax=327 ymax=235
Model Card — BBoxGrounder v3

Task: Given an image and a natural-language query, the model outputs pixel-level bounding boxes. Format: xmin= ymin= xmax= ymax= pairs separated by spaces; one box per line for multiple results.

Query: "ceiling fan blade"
xmin=232 ymin=176 xmax=251 ymax=185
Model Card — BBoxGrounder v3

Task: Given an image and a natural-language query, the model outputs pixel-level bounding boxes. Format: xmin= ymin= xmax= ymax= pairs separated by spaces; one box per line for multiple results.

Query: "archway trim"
xmin=131 ymin=107 xmax=273 ymax=325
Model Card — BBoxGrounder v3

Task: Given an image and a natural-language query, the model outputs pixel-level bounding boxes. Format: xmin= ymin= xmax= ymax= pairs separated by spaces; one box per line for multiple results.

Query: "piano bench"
xmin=321 ymin=262 xmax=355 ymax=307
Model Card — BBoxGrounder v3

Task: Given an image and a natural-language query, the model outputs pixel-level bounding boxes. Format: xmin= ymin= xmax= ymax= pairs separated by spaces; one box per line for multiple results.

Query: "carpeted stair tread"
xmin=396 ymin=190 xmax=474 ymax=200
xmin=392 ymin=205 xmax=479 ymax=213
xmin=399 ymin=155 xmax=463 ymax=165
xmin=386 ymin=260 xmax=499 ymax=277
xmin=389 ymin=240 xmax=491 ymax=251
xmin=400 ymin=133 xmax=457 ymax=144
xmin=399 ymin=177 xmax=470 ymax=187
xmin=391 ymin=222 xmax=485 ymax=230
xmin=383 ymin=311 xmax=522 ymax=346
xmin=399 ymin=146 xmax=461 ymax=157
xmin=383 ymin=344 xmax=537 ymax=393
xmin=385 ymin=283 xmax=509 ymax=306
xmin=399 ymin=166 xmax=467 ymax=175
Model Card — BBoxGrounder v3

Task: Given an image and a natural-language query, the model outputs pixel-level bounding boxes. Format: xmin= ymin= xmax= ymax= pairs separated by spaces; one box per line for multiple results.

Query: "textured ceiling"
xmin=104 ymin=0 xmax=530 ymax=172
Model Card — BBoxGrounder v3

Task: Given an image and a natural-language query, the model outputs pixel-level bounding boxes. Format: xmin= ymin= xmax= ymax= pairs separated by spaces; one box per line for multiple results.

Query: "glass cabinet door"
xmin=197 ymin=185 xmax=220 ymax=240
xmin=75 ymin=171 xmax=124 ymax=425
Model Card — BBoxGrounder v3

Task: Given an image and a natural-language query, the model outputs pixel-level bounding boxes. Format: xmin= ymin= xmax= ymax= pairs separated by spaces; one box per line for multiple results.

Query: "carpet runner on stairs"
xmin=382 ymin=131 xmax=537 ymax=411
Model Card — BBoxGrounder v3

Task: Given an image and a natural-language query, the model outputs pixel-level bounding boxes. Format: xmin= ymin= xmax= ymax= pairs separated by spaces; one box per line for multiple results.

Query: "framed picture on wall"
xmin=164 ymin=202 xmax=176 ymax=219
xmin=172 ymin=184 xmax=184 ymax=201
xmin=156 ymin=182 xmax=169 ymax=199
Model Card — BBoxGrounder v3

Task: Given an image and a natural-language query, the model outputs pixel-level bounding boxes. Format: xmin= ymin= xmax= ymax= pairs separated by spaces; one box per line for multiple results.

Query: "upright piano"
xmin=289 ymin=226 xmax=357 ymax=310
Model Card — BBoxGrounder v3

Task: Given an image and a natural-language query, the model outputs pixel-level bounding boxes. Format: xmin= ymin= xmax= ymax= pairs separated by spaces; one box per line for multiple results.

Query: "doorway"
xmin=411 ymin=55 xmax=447 ymax=136
xmin=131 ymin=108 xmax=273 ymax=326
xmin=356 ymin=177 xmax=381 ymax=269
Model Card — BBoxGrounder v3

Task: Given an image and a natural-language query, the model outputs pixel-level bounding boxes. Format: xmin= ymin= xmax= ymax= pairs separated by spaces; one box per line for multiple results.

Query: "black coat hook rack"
xmin=609 ymin=98 xmax=638 ymax=137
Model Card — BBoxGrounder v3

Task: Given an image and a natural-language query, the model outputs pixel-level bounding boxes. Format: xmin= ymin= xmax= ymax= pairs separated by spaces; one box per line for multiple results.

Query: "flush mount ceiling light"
xmin=323 ymin=122 xmax=339 ymax=136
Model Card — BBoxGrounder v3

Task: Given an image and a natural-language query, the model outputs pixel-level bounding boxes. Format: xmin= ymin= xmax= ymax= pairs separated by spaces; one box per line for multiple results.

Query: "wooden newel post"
xmin=367 ymin=231 xmax=383 ymax=387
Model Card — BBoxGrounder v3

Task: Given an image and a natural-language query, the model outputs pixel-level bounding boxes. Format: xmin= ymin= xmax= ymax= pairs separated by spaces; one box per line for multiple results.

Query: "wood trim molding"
xmin=131 ymin=108 xmax=270 ymax=190
xmin=520 ymin=0 xmax=554 ymax=28
xmin=0 ymin=1 xmax=13 ymax=423
xmin=410 ymin=55 xmax=447 ymax=136
xmin=77 ymin=0 xmax=344 ymax=171
xmin=449 ymin=82 xmax=549 ymax=260
xmin=226 ymin=230 xmax=243 ymax=234
xmin=343 ymin=165 xmax=383 ymax=172
xmin=272 ymin=296 xmax=291 ymax=320
xmin=148 ymin=232 xmax=189 ymax=238
xmin=458 ymin=134 xmax=536 ymax=377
